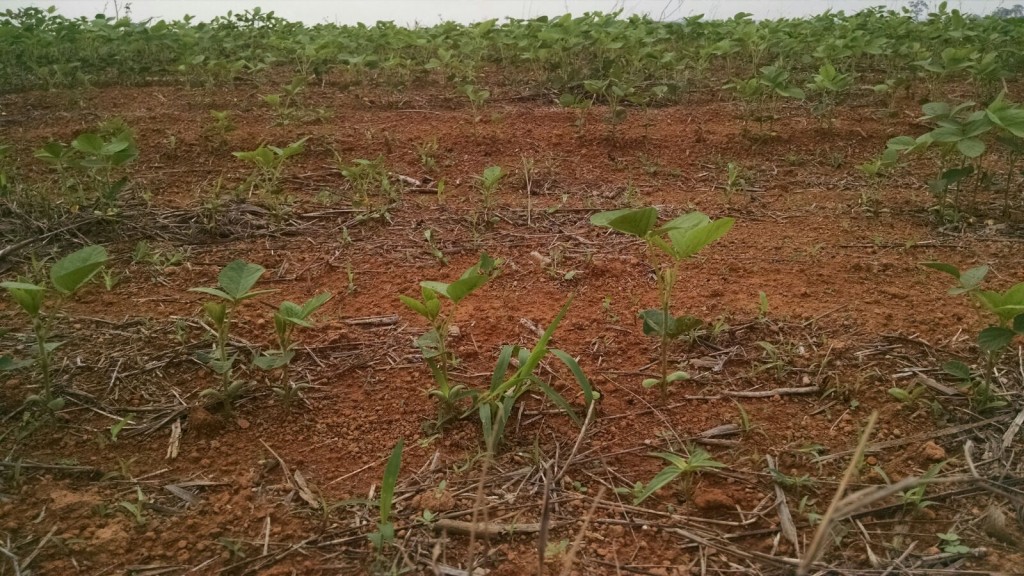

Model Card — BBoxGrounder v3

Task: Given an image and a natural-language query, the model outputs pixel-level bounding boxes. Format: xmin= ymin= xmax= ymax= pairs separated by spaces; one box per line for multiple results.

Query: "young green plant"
xmin=368 ymin=438 xmax=403 ymax=548
xmin=1 ymin=245 xmax=108 ymax=407
xmin=634 ymin=446 xmax=726 ymax=504
xmin=190 ymin=260 xmax=275 ymax=412
xmin=233 ymin=137 xmax=308 ymax=197
xmin=475 ymin=297 xmax=596 ymax=450
xmin=255 ymin=292 xmax=332 ymax=408
xmin=591 ymin=207 xmax=734 ymax=398
xmin=922 ymin=262 xmax=1024 ymax=354
xmin=476 ymin=165 xmax=505 ymax=219
xmin=399 ymin=254 xmax=500 ymax=423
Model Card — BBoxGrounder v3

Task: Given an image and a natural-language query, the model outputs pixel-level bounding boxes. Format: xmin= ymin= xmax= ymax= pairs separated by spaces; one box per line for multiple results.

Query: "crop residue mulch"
xmin=1 ymin=82 xmax=1023 ymax=575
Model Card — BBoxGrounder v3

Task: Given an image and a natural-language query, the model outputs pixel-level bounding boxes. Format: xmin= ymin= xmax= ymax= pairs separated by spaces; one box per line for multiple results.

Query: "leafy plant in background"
xmin=460 ymin=84 xmax=490 ymax=119
xmin=941 ymin=357 xmax=1008 ymax=413
xmin=190 ymin=260 xmax=275 ymax=412
xmin=557 ymin=92 xmax=592 ymax=132
xmin=475 ymin=298 xmax=596 ymax=450
xmin=262 ymin=75 xmax=307 ymax=123
xmin=255 ymin=292 xmax=332 ymax=408
xmin=399 ymin=254 xmax=500 ymax=423
xmin=922 ymin=262 xmax=1024 ymax=353
xmin=339 ymin=156 xmax=396 ymax=206
xmin=923 ymin=261 xmax=1020 ymax=412
xmin=233 ymin=137 xmax=308 ymax=197
xmin=936 ymin=532 xmax=971 ymax=554
xmin=592 ymin=207 xmax=734 ymax=398
xmin=725 ymin=65 xmax=804 ymax=131
xmin=1 ymin=245 xmax=108 ymax=407
xmin=203 ymin=110 xmax=236 ymax=146
xmin=723 ymin=161 xmax=746 ymax=204
xmin=416 ymin=138 xmax=439 ymax=172
xmin=806 ymin=62 xmax=854 ymax=128
xmin=634 ymin=446 xmax=726 ymax=504
xmin=35 ymin=130 xmax=138 ymax=213
xmin=583 ymin=77 xmax=635 ymax=134
xmin=475 ymin=165 xmax=505 ymax=221
xmin=884 ymin=92 xmax=1024 ymax=223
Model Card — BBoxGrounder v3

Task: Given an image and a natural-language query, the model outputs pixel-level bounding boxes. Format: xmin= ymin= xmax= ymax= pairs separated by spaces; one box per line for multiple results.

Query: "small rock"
xmin=866 ymin=456 xmax=878 ymax=466
xmin=187 ymin=406 xmax=222 ymax=437
xmin=236 ymin=418 xmax=250 ymax=430
xmin=692 ymin=487 xmax=736 ymax=511
xmin=921 ymin=441 xmax=946 ymax=462
xmin=411 ymin=489 xmax=455 ymax=512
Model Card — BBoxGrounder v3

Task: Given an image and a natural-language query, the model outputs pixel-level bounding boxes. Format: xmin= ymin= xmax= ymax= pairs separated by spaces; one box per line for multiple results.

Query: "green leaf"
xmin=217 ymin=260 xmax=266 ymax=301
xmin=1 ymin=281 xmax=45 ymax=316
xmin=978 ymin=326 xmax=1016 ymax=352
xmin=956 ymin=265 xmax=989 ymax=293
xmin=550 ymin=349 xmax=595 ymax=406
xmin=518 ymin=299 xmax=572 ymax=377
xmin=651 ymin=451 xmax=691 ymax=469
xmin=534 ymin=380 xmax=582 ymax=426
xmin=640 ymin=309 xmax=677 ymax=337
xmin=666 ymin=371 xmax=690 ymax=383
xmin=655 ymin=211 xmax=709 ymax=234
xmin=379 ymin=438 xmax=404 ymax=524
xmin=641 ymin=378 xmax=661 ymax=388
xmin=490 ymin=345 xmax=516 ymax=391
xmin=299 ymin=292 xmax=332 ymax=318
xmin=50 ymin=245 xmax=108 ymax=296
xmin=778 ymin=86 xmax=806 ymax=99
xmin=888 ymin=387 xmax=910 ymax=401
xmin=0 ymin=356 xmax=32 ymax=371
xmin=398 ymin=295 xmax=428 ymax=318
xmin=634 ymin=465 xmax=681 ymax=504
xmin=590 ymin=207 xmax=657 ymax=238
xmin=202 ymin=301 xmax=227 ymax=324
xmin=253 ymin=351 xmax=294 ymax=370
xmin=666 ymin=218 xmax=734 ymax=260
xmin=955 ymin=137 xmax=986 ymax=158
xmin=415 ymin=329 xmax=443 ymax=359
xmin=190 ymin=287 xmax=233 ymax=301
xmin=920 ymin=261 xmax=961 ymax=279
xmin=942 ymin=360 xmax=972 ymax=380
xmin=71 ymin=133 xmax=104 ymax=155
xmin=445 ymin=273 xmax=489 ymax=303
xmin=1013 ymin=314 xmax=1024 ymax=334
xmin=887 ymin=136 xmax=918 ymax=151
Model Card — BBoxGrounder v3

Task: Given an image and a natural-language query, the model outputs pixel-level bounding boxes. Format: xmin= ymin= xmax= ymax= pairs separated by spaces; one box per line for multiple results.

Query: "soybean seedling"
xmin=190 ymin=260 xmax=275 ymax=412
xmin=591 ymin=207 xmax=734 ymax=399
xmin=233 ymin=137 xmax=308 ymax=197
xmin=399 ymin=254 xmax=500 ymax=424
xmin=460 ymin=84 xmax=490 ymax=119
xmin=476 ymin=165 xmax=504 ymax=217
xmin=1 ymin=245 xmax=108 ymax=408
xmin=255 ymin=292 xmax=332 ymax=408
xmin=921 ymin=262 xmax=1024 ymax=355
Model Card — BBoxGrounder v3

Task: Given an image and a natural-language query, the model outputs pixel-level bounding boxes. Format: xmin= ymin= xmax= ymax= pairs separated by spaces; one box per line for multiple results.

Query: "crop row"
xmin=2 ymin=3 xmax=1023 ymax=104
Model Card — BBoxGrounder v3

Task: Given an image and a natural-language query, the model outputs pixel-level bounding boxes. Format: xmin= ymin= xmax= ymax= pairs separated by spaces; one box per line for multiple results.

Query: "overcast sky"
xmin=10 ymin=0 xmax=1015 ymax=24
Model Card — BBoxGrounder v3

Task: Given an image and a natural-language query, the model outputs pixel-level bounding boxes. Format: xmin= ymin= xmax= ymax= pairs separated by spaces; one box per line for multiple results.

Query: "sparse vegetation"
xmin=1 ymin=5 xmax=1023 ymax=575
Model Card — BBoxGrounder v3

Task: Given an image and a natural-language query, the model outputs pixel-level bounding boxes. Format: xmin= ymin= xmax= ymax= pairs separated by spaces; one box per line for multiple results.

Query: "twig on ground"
xmin=799 ymin=410 xmax=878 ymax=575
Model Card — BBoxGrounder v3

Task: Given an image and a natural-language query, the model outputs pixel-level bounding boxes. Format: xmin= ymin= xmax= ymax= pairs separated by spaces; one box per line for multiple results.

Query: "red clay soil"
xmin=0 ymin=79 xmax=1023 ymax=575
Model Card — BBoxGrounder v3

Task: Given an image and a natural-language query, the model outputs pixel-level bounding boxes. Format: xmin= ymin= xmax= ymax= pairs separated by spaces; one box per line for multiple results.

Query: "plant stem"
xmin=219 ymin=308 xmax=232 ymax=412
xmin=658 ymin=265 xmax=679 ymax=402
xmin=33 ymin=316 xmax=51 ymax=400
